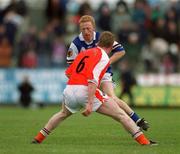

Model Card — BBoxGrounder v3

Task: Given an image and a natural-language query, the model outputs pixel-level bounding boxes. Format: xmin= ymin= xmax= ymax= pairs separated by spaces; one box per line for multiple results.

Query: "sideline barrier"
xmin=0 ymin=69 xmax=67 ymax=104
xmin=115 ymin=73 xmax=180 ymax=107
xmin=0 ymin=69 xmax=180 ymax=106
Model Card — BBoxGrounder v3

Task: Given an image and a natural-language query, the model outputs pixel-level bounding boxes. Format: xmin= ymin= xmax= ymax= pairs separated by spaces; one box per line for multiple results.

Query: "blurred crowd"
xmin=0 ymin=0 xmax=179 ymax=74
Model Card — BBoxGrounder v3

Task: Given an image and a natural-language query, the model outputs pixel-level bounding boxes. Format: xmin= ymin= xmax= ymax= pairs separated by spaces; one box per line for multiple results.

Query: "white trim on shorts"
xmin=101 ymin=72 xmax=112 ymax=83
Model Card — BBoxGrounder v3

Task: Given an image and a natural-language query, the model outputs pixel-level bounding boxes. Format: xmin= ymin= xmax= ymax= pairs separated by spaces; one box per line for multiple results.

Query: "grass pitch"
xmin=0 ymin=106 xmax=180 ymax=154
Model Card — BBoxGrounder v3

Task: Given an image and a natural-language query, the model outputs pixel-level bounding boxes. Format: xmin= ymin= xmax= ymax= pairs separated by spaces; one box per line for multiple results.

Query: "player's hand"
xmin=82 ymin=102 xmax=93 ymax=117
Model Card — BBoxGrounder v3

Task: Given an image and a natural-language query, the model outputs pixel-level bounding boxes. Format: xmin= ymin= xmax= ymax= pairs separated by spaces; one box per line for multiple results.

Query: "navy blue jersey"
xmin=67 ymin=31 xmax=124 ymax=74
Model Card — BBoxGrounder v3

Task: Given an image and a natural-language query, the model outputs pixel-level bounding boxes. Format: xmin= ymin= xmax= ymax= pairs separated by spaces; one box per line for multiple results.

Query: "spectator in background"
xmin=1 ymin=0 xmax=28 ymax=45
xmin=1 ymin=0 xmax=28 ymax=18
xmin=37 ymin=30 xmax=52 ymax=67
xmin=0 ymin=36 xmax=12 ymax=67
xmin=45 ymin=0 xmax=67 ymax=42
xmin=151 ymin=17 xmax=166 ymax=39
xmin=17 ymin=26 xmax=37 ymax=67
xmin=117 ymin=21 xmax=132 ymax=45
xmin=112 ymin=0 xmax=131 ymax=34
xmin=164 ymin=21 xmax=179 ymax=44
xmin=68 ymin=1 xmax=93 ymax=31
xmin=132 ymin=0 xmax=146 ymax=26
xmin=119 ymin=60 xmax=137 ymax=106
xmin=45 ymin=0 xmax=67 ymax=22
xmin=51 ymin=35 xmax=66 ymax=67
xmin=160 ymin=52 xmax=175 ymax=74
xmin=77 ymin=2 xmax=93 ymax=17
xmin=117 ymin=23 xmax=144 ymax=71
xmin=49 ymin=18 xmax=66 ymax=36
xmin=18 ymin=76 xmax=34 ymax=108
xmin=96 ymin=2 xmax=112 ymax=31
xmin=151 ymin=5 xmax=164 ymax=22
xmin=131 ymin=0 xmax=149 ymax=44
xmin=0 ymin=24 xmax=12 ymax=67
xmin=141 ymin=0 xmax=152 ymax=30
xmin=0 ymin=24 xmax=6 ymax=39
xmin=165 ymin=7 xmax=178 ymax=24
xmin=141 ymin=43 xmax=156 ymax=73
xmin=21 ymin=49 xmax=38 ymax=68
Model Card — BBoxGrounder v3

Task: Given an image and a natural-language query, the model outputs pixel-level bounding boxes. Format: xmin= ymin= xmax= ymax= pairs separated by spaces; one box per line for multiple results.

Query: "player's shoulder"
xmin=72 ymin=35 xmax=81 ymax=45
xmin=113 ymin=41 xmax=121 ymax=47
xmin=112 ymin=41 xmax=124 ymax=51
xmin=96 ymin=31 xmax=100 ymax=38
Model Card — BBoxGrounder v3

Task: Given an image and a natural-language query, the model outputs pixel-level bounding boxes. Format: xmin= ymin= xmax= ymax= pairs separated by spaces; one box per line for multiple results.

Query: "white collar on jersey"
xmin=79 ymin=31 xmax=96 ymax=45
xmin=97 ymin=46 xmax=108 ymax=55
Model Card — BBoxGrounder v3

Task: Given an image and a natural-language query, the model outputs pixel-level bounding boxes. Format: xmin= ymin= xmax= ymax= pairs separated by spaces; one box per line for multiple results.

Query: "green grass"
xmin=0 ymin=106 xmax=180 ymax=154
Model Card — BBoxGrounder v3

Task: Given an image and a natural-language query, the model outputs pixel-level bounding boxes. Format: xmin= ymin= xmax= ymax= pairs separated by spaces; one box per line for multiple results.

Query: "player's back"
xmin=66 ymin=47 xmax=109 ymax=86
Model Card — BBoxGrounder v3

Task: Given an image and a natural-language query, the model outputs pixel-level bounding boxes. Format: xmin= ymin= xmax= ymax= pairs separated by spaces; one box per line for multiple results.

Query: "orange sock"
xmin=34 ymin=128 xmax=50 ymax=143
xmin=34 ymin=132 xmax=46 ymax=143
xmin=135 ymin=134 xmax=150 ymax=145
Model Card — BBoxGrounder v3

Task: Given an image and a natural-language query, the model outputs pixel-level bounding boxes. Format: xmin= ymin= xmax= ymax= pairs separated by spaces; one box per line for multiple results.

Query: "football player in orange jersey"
xmin=32 ymin=32 xmax=156 ymax=145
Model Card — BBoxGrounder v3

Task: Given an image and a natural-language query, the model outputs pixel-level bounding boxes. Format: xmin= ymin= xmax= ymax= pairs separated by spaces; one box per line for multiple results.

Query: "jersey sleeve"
xmin=66 ymin=42 xmax=79 ymax=64
xmin=112 ymin=41 xmax=125 ymax=54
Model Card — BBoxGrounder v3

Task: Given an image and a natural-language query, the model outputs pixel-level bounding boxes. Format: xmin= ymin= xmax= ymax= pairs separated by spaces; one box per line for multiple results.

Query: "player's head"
xmin=97 ymin=31 xmax=115 ymax=54
xmin=79 ymin=15 xmax=95 ymax=42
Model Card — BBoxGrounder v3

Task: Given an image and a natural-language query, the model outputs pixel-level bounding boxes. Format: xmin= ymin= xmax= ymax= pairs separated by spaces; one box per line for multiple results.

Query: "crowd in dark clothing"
xmin=0 ymin=0 xmax=67 ymax=68
xmin=0 ymin=0 xmax=179 ymax=74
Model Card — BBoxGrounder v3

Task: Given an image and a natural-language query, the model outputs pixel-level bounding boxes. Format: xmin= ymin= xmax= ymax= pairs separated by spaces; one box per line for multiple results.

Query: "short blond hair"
xmin=79 ymin=15 xmax=96 ymax=28
xmin=98 ymin=31 xmax=115 ymax=48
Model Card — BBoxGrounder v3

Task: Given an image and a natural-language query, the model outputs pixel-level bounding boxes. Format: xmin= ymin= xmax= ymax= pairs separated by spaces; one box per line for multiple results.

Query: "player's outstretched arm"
xmin=109 ymin=50 xmax=125 ymax=64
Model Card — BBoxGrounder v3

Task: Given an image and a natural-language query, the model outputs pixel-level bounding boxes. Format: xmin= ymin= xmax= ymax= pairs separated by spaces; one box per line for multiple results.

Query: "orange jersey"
xmin=65 ymin=47 xmax=110 ymax=87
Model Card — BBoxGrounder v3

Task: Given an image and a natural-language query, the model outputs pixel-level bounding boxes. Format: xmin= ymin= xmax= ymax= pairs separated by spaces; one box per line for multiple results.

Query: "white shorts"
xmin=101 ymin=72 xmax=112 ymax=83
xmin=63 ymin=85 xmax=109 ymax=113
xmin=100 ymin=73 xmax=116 ymax=88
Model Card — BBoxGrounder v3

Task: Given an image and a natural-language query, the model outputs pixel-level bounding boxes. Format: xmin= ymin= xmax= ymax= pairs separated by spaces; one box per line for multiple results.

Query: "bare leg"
xmin=101 ymin=81 xmax=133 ymax=115
xmin=45 ymin=103 xmax=72 ymax=131
xmin=101 ymin=81 xmax=150 ymax=131
xmin=32 ymin=103 xmax=72 ymax=143
xmin=96 ymin=98 xmax=151 ymax=145
xmin=96 ymin=98 xmax=139 ymax=134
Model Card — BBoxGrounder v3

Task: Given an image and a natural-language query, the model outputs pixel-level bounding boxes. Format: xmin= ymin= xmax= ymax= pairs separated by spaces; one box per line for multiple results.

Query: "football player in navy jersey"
xmin=66 ymin=15 xmax=149 ymax=131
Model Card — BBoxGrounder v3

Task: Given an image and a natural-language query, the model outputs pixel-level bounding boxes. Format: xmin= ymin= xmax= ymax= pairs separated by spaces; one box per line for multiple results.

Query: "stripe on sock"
xmin=129 ymin=112 xmax=134 ymax=117
xmin=130 ymin=112 xmax=140 ymax=123
xmin=132 ymin=130 xmax=143 ymax=138
xmin=43 ymin=128 xmax=51 ymax=135
xmin=40 ymin=128 xmax=50 ymax=137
